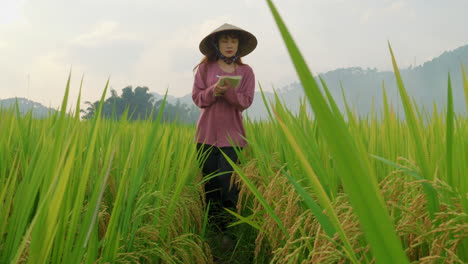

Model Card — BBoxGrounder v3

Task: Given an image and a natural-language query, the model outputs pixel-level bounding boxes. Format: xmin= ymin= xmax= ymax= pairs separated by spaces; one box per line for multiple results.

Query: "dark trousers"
xmin=196 ymin=143 xmax=240 ymax=230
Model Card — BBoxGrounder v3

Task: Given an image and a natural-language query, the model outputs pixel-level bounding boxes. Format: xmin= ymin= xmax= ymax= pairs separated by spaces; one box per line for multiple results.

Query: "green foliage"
xmin=265 ymin=0 xmax=409 ymax=262
xmin=81 ymin=86 xmax=199 ymax=123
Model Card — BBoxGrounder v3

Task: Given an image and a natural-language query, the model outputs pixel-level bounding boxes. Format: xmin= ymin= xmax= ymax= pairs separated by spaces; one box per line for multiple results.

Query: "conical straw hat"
xmin=199 ymin=23 xmax=257 ymax=57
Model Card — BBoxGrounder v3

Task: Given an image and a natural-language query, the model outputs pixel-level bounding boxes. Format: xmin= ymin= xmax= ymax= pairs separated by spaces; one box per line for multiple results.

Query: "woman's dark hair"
xmin=193 ymin=30 xmax=244 ymax=72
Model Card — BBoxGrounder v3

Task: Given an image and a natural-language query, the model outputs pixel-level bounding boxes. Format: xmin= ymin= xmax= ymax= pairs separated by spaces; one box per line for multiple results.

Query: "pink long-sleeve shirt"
xmin=192 ymin=61 xmax=255 ymax=147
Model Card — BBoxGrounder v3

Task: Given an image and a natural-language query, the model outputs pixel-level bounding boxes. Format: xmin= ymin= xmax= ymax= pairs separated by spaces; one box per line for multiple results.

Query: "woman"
xmin=192 ymin=23 xmax=257 ymax=232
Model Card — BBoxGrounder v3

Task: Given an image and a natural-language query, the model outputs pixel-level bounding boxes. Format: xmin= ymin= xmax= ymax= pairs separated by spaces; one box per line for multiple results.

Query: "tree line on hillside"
xmin=81 ymin=86 xmax=200 ymax=123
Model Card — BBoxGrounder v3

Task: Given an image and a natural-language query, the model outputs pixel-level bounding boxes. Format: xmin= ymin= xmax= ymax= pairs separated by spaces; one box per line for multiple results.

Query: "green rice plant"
xmin=388 ymin=45 xmax=431 ymax=176
xmin=388 ymin=45 xmax=442 ymax=221
xmin=446 ymin=74 xmax=454 ymax=187
xmin=223 ymin=151 xmax=289 ymax=237
xmin=463 ymin=65 xmax=468 ymax=110
xmin=271 ymin=100 xmax=358 ymax=261
xmin=236 ymin=98 xmax=467 ymax=263
xmin=264 ymin=0 xmax=409 ymax=263
xmin=0 ymin=79 xmax=212 ymax=263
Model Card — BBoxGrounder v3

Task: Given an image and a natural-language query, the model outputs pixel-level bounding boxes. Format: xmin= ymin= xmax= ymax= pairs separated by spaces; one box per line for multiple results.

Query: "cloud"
xmin=71 ymin=21 xmax=137 ymax=48
xmin=10 ymin=50 xmax=73 ymax=107
xmin=0 ymin=0 xmax=27 ymax=24
xmin=64 ymin=21 xmax=145 ymax=77
xmin=130 ymin=17 xmax=235 ymax=96
xmin=360 ymin=11 xmax=371 ymax=24
xmin=389 ymin=0 xmax=407 ymax=11
xmin=359 ymin=0 xmax=415 ymax=25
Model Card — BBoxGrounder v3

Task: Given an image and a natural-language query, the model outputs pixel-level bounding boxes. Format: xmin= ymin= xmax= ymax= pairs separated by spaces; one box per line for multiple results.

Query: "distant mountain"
xmin=151 ymin=92 xmax=193 ymax=106
xmin=4 ymin=44 xmax=467 ymax=121
xmin=0 ymin=97 xmax=57 ymax=118
xmin=175 ymin=44 xmax=468 ymax=120
xmin=314 ymin=44 xmax=468 ymax=117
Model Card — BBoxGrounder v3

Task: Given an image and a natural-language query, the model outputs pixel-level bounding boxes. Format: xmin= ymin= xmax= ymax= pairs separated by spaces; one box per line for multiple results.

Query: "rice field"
xmin=1 ymin=1 xmax=468 ymax=263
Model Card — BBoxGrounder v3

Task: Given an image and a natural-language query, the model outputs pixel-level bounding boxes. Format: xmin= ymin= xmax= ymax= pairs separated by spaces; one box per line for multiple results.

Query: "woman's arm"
xmin=222 ymin=67 xmax=255 ymax=111
xmin=192 ymin=64 xmax=217 ymax=108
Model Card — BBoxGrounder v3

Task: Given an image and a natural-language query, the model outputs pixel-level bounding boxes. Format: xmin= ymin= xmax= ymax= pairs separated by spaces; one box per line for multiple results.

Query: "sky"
xmin=1 ymin=0 xmax=467 ymax=109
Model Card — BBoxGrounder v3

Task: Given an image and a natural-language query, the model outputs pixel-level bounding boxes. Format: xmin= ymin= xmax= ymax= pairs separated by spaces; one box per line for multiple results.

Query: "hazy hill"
xmin=3 ymin=44 xmax=467 ymax=121
xmin=153 ymin=44 xmax=467 ymax=120
xmin=244 ymin=44 xmax=468 ymax=120
xmin=152 ymin=92 xmax=193 ymax=106
xmin=0 ymin=97 xmax=57 ymax=118
xmin=318 ymin=44 xmax=468 ymax=116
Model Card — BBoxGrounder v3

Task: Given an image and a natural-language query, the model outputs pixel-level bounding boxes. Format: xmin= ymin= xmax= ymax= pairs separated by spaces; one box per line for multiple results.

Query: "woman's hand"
xmin=214 ymin=79 xmax=230 ymax=96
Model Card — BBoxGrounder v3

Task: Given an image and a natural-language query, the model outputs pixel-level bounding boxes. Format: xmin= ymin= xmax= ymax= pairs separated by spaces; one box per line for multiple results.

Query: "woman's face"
xmin=217 ymin=34 xmax=239 ymax=58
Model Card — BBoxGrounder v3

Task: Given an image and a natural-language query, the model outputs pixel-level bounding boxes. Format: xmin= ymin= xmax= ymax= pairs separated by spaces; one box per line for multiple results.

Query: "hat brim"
xmin=199 ymin=24 xmax=257 ymax=57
